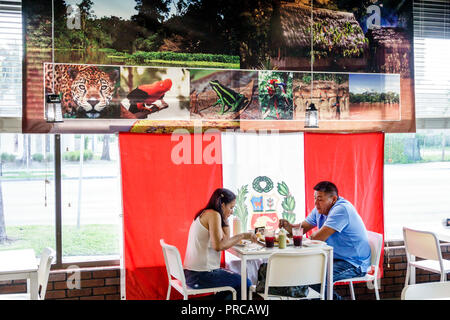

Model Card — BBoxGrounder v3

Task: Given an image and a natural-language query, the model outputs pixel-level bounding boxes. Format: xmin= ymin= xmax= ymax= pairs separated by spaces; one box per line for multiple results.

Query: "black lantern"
xmin=45 ymin=94 xmax=64 ymax=123
xmin=305 ymin=103 xmax=318 ymax=128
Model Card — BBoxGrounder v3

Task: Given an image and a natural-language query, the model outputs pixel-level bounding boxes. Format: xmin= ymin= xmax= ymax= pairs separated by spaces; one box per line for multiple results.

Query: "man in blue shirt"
xmin=279 ymin=181 xmax=371 ymax=300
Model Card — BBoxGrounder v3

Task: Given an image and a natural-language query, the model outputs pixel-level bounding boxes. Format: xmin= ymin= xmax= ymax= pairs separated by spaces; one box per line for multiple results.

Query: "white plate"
xmin=236 ymin=239 xmax=252 ymax=246
xmin=304 ymin=239 xmax=326 ymax=247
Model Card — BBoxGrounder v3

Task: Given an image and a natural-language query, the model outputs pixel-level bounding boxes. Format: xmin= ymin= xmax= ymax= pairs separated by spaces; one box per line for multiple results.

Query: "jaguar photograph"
xmin=44 ymin=63 xmax=121 ymax=119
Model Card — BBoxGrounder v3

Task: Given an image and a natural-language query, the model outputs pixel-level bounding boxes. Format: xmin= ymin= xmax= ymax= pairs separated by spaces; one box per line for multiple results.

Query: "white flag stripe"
xmin=221 ymin=131 xmax=306 ymax=232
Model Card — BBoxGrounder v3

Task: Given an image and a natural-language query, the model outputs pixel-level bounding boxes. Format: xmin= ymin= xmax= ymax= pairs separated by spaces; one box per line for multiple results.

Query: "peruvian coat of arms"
xmin=233 ymin=176 xmax=296 ymax=231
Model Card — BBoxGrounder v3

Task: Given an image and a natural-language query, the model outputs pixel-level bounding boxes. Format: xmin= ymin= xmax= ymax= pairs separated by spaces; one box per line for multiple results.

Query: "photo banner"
xmin=23 ymin=1 xmax=414 ymax=134
xmin=39 ymin=63 xmax=408 ymax=133
xmin=304 ymin=132 xmax=385 ymax=277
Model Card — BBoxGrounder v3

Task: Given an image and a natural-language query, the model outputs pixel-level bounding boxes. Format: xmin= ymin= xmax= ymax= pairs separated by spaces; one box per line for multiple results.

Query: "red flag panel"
xmin=119 ymin=132 xmax=223 ymax=299
xmin=304 ymin=132 xmax=385 ymax=277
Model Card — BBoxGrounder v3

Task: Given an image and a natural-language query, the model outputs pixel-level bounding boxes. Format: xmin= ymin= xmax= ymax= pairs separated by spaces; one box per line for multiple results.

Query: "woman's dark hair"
xmin=313 ymin=181 xmax=339 ymax=198
xmin=194 ymin=188 xmax=236 ymax=227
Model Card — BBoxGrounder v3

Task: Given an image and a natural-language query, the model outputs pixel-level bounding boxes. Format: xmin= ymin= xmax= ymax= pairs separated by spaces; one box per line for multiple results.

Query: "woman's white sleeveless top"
xmin=184 ymin=216 xmax=221 ymax=271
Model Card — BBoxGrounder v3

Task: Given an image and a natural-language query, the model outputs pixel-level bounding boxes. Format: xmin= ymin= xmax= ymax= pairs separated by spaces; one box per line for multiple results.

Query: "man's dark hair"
xmin=313 ymin=181 xmax=339 ymax=198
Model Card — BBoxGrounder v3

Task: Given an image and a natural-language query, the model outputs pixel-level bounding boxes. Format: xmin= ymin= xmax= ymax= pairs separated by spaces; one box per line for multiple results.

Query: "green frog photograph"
xmin=189 ymin=70 xmax=259 ymax=120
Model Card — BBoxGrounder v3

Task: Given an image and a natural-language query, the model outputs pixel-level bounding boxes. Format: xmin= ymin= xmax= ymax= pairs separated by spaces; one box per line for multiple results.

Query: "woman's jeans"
xmin=184 ymin=268 xmax=251 ymax=300
xmin=311 ymin=259 xmax=366 ymax=300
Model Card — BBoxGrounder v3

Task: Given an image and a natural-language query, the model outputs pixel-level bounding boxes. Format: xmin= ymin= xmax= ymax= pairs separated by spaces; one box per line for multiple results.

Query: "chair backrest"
xmin=37 ymin=247 xmax=55 ymax=300
xmin=403 ymin=227 xmax=442 ymax=261
xmin=265 ymin=250 xmax=327 ymax=298
xmin=367 ymin=231 xmax=383 ymax=276
xmin=401 ymin=281 xmax=450 ymax=300
xmin=160 ymin=239 xmax=187 ymax=289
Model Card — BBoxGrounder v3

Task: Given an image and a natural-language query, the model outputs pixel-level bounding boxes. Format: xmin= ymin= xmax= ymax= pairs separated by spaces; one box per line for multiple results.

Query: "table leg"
xmin=240 ymin=256 xmax=247 ymax=300
xmin=29 ymin=272 xmax=39 ymax=300
xmin=327 ymin=249 xmax=333 ymax=300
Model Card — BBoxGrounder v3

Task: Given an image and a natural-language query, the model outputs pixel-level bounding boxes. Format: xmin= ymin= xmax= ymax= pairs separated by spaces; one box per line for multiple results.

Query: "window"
xmin=0 ymin=134 xmax=56 ymax=255
xmin=0 ymin=134 xmax=121 ymax=265
xmin=383 ymin=1 xmax=450 ymax=240
xmin=384 ymin=130 xmax=450 ymax=240
xmin=61 ymin=134 xmax=121 ymax=263
xmin=0 ymin=0 xmax=22 ymax=119
xmin=413 ymin=0 xmax=450 ymax=123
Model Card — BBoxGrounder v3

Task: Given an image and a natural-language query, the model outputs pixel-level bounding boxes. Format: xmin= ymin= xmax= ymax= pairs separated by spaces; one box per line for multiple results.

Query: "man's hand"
xmin=278 ymin=219 xmax=293 ymax=234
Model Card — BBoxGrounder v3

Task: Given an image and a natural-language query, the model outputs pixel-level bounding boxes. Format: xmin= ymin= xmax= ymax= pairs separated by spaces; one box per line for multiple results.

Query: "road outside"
xmin=1 ymin=160 xmax=122 ymax=227
xmin=384 ymin=161 xmax=450 ymax=239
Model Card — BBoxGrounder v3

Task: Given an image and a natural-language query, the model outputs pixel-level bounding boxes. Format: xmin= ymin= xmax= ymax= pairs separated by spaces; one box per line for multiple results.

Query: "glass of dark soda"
xmin=293 ymin=226 xmax=303 ymax=247
xmin=264 ymin=229 xmax=275 ymax=248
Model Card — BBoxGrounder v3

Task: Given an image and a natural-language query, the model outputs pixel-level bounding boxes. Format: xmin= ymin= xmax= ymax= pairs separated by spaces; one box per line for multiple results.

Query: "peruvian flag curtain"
xmin=119 ymin=131 xmax=384 ymax=300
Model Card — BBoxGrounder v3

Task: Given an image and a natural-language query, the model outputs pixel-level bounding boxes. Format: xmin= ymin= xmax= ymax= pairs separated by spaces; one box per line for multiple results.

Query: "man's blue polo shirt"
xmin=305 ymin=197 xmax=371 ymax=272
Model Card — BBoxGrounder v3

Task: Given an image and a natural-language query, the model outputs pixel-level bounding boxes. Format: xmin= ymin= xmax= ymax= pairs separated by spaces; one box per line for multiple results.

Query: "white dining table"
xmin=433 ymin=225 xmax=450 ymax=242
xmin=0 ymin=249 xmax=39 ymax=300
xmin=227 ymin=239 xmax=334 ymax=300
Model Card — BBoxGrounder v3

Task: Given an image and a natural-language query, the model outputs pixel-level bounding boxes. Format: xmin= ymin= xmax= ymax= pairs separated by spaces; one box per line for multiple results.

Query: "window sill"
xmin=51 ymin=255 xmax=120 ymax=269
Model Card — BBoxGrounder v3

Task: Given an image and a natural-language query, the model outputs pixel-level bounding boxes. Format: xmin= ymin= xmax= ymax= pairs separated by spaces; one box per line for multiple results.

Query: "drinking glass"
xmin=264 ymin=228 xmax=275 ymax=248
xmin=292 ymin=226 xmax=303 ymax=247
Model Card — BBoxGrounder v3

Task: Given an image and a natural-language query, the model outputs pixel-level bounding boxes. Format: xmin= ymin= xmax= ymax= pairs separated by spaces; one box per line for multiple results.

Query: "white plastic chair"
xmin=401 ymin=281 xmax=450 ymax=300
xmin=403 ymin=227 xmax=450 ymax=286
xmin=0 ymin=247 xmax=55 ymax=300
xmin=333 ymin=231 xmax=383 ymax=300
xmin=160 ymin=239 xmax=236 ymax=300
xmin=249 ymin=250 xmax=328 ymax=300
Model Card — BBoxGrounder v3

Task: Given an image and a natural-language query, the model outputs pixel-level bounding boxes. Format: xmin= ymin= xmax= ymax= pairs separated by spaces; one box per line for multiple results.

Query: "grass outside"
xmin=0 ymin=171 xmax=64 ymax=180
xmin=0 ymin=224 xmax=119 ymax=257
xmin=421 ymin=148 xmax=450 ymax=162
xmin=138 ymin=59 xmax=240 ymax=69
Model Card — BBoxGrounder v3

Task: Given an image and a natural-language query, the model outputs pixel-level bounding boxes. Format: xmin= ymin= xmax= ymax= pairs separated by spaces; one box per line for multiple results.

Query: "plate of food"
xmin=236 ymin=239 xmax=252 ymax=246
xmin=256 ymin=234 xmax=293 ymax=247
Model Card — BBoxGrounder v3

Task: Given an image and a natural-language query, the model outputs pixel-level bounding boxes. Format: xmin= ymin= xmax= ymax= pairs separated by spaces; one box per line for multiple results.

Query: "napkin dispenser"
xmin=45 ymin=94 xmax=64 ymax=123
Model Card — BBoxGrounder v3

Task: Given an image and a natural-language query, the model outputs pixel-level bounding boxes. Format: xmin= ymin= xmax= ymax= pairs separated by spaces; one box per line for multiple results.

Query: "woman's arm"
xmin=207 ymin=211 xmax=255 ymax=251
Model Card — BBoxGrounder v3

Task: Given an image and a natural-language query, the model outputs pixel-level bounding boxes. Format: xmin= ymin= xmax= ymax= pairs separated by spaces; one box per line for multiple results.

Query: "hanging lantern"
xmin=305 ymin=102 xmax=318 ymax=128
xmin=45 ymin=94 xmax=64 ymax=123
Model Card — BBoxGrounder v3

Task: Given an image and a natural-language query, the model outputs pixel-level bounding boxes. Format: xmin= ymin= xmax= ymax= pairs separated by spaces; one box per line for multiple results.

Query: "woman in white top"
xmin=184 ymin=188 xmax=257 ymax=300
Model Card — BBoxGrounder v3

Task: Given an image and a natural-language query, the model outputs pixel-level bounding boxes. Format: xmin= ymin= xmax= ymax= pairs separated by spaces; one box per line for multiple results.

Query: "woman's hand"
xmin=243 ymin=232 xmax=257 ymax=243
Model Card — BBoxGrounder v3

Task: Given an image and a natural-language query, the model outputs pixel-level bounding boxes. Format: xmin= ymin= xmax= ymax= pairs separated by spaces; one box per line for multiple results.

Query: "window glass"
xmin=0 ymin=134 xmax=55 ymax=258
xmin=384 ymin=129 xmax=450 ymax=239
xmin=0 ymin=0 xmax=22 ymax=118
xmin=61 ymin=134 xmax=120 ymax=263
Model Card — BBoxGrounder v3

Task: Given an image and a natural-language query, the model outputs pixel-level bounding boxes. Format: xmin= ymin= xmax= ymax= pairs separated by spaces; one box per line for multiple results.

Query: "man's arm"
xmin=300 ymin=221 xmax=315 ymax=234
xmin=279 ymin=219 xmax=315 ymax=236
xmin=310 ymin=225 xmax=336 ymax=241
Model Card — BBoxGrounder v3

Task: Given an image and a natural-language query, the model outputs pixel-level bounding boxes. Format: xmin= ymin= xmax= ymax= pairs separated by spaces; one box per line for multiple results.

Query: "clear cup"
xmin=264 ymin=228 xmax=275 ymax=248
xmin=292 ymin=226 xmax=303 ymax=247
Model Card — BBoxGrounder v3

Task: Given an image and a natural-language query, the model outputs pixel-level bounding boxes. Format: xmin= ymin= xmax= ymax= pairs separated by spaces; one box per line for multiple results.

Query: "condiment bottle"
xmin=232 ymin=216 xmax=242 ymax=236
xmin=278 ymin=228 xmax=287 ymax=249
